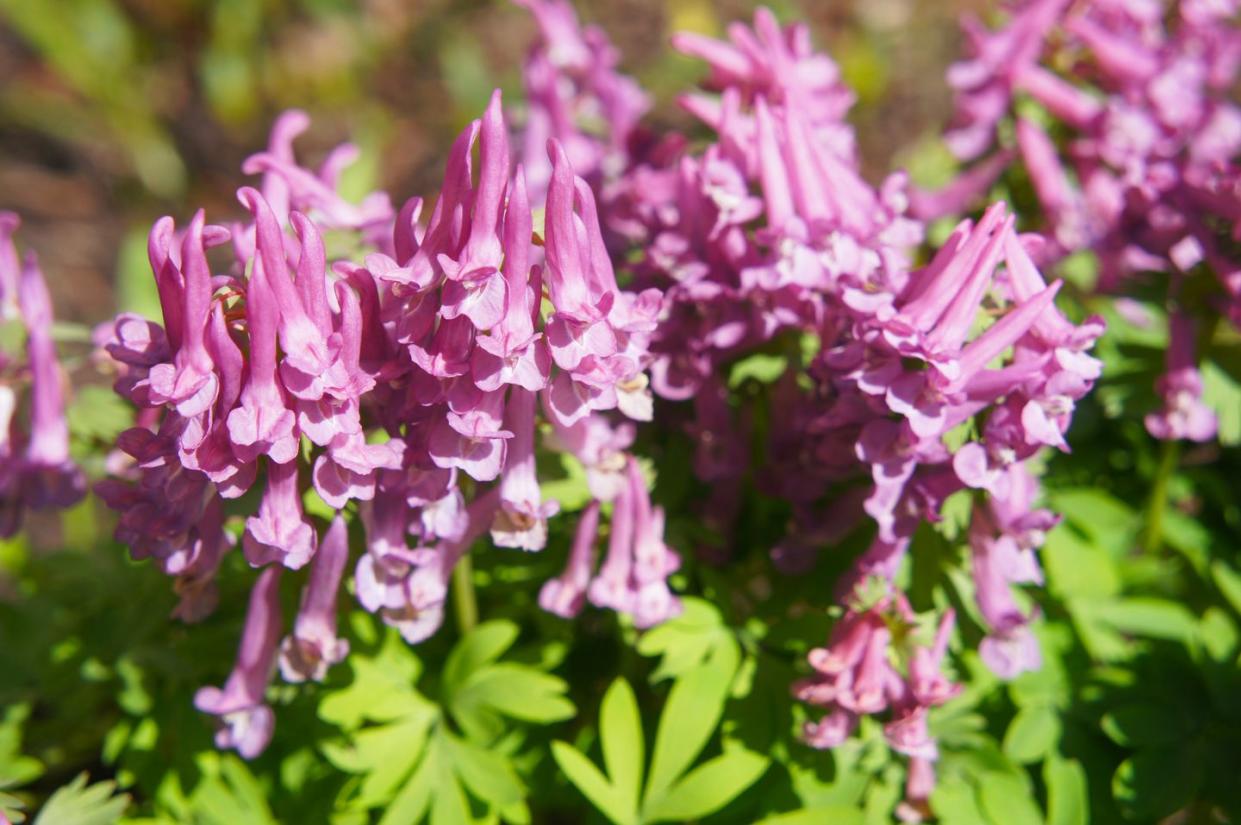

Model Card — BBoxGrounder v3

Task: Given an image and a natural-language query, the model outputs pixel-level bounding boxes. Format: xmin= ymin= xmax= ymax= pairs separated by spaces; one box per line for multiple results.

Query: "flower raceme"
xmin=538 ymin=7 xmax=1103 ymax=808
xmin=97 ymin=89 xmax=675 ymax=757
xmin=75 ymin=2 xmax=1106 ymax=811
xmin=930 ymin=0 xmax=1240 ymax=444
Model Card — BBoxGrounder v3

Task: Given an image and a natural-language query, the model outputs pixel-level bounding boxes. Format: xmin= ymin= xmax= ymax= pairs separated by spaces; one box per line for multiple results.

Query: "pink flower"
xmin=194 ymin=566 xmax=283 ymax=759
xmin=280 ymin=516 xmax=351 ymax=683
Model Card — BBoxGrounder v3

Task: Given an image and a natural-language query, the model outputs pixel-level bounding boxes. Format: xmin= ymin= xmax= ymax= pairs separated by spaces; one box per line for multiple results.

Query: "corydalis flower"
xmin=796 ymin=588 xmax=960 ymax=788
xmin=1145 ymin=311 xmax=1217 ymax=442
xmin=513 ymin=0 xmax=650 ymax=203
xmin=933 ymin=0 xmax=1240 ymax=442
xmin=194 ymin=566 xmax=282 ymax=759
xmin=280 ymin=516 xmax=350 ymax=682
xmin=0 ymin=213 xmax=85 ymax=537
xmin=539 ymin=499 xmax=600 ymax=618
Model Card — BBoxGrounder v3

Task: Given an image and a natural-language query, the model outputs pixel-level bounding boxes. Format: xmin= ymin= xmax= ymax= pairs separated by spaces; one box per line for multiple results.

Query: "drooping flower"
xmin=280 ymin=516 xmax=351 ymax=683
xmin=194 ymin=566 xmax=283 ymax=759
xmin=0 ymin=215 xmax=85 ymax=536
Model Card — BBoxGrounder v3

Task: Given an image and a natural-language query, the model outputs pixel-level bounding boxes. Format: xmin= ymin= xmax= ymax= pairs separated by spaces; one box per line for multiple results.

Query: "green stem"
xmin=452 ymin=551 xmax=478 ymax=636
xmin=1143 ymin=438 xmax=1179 ymax=553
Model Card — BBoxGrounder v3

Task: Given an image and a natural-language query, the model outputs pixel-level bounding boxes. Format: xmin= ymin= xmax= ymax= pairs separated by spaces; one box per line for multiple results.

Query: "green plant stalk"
xmin=452 ymin=551 xmax=478 ymax=636
xmin=1142 ymin=438 xmax=1179 ymax=553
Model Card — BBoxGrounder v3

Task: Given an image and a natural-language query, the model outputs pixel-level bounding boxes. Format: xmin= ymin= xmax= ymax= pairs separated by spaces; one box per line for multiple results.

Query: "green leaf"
xmin=377 ymin=749 xmax=437 ymax=825
xmin=600 ymin=678 xmax=644 ymax=818
xmin=1212 ymin=560 xmax=1241 ymax=617
xmin=442 ymin=620 xmax=520 ymax=696
xmin=444 ymin=733 xmax=524 ymax=808
xmin=643 ymin=749 xmax=768 ymax=822
xmin=0 ymin=704 xmax=42 ymax=788
xmin=1044 ymin=756 xmax=1088 ymax=825
xmin=428 ymin=768 xmax=469 ymax=825
xmin=540 ymin=452 xmax=594 ymax=512
xmin=1066 ymin=598 xmax=1132 ymax=662
xmin=1203 ymin=361 xmax=1241 ymax=446
xmin=114 ymin=224 xmax=161 ymax=319
xmin=645 ymin=662 xmax=732 ymax=802
xmin=1002 ymin=705 xmax=1061 ymax=764
xmin=453 ymin=665 xmax=575 ymax=726
xmin=929 ymin=777 xmax=989 ymax=825
xmin=551 ymin=741 xmax=631 ymax=825
xmin=637 ymin=598 xmax=737 ymax=682
xmin=977 ymin=772 xmax=1042 ymax=825
xmin=728 ymin=352 xmax=788 ymax=388
xmin=1089 ymin=598 xmax=1199 ymax=645
xmin=1199 ymin=607 xmax=1239 ymax=661
xmin=189 ymin=754 xmax=277 ymax=825
xmin=327 ymin=713 xmax=436 ymax=807
xmin=1159 ymin=510 xmax=1210 ymax=576
xmin=67 ymin=385 xmax=134 ymax=443
xmin=1112 ymin=746 xmax=1203 ymax=820
xmin=319 ymin=632 xmax=426 ymax=729
xmin=1042 ymin=527 xmax=1120 ymax=600
xmin=1100 ymin=703 xmax=1192 ymax=748
xmin=755 ymin=807 xmax=865 ymax=825
xmin=34 ymin=774 xmax=129 ymax=825
xmin=938 ymin=489 xmax=973 ymax=540
xmin=1048 ymin=488 xmax=1137 ymax=556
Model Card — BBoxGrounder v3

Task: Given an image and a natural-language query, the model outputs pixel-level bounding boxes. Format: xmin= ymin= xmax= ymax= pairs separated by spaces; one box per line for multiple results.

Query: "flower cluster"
xmin=0 ymin=213 xmax=85 ymax=537
xmin=931 ymin=0 xmax=1241 ymax=443
xmin=794 ymin=595 xmax=960 ymax=823
xmin=72 ymin=0 xmax=1115 ymax=805
xmin=96 ymin=88 xmax=678 ymax=757
xmin=519 ymin=7 xmax=1103 ymax=805
xmin=513 ymin=0 xmax=650 ymax=205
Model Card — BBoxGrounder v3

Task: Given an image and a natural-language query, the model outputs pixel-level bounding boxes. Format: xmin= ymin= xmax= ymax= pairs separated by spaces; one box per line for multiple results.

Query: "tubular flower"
xmin=930 ymin=0 xmax=1240 ymax=440
xmin=0 ymin=213 xmax=85 ymax=537
xmin=99 ymin=89 xmax=675 ymax=757
xmin=82 ymin=2 xmax=1111 ymax=781
xmin=500 ymin=4 xmax=1104 ymax=796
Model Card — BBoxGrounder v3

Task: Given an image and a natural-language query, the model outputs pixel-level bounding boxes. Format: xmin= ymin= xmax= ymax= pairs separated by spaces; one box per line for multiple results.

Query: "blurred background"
xmin=0 ymin=0 xmax=982 ymax=327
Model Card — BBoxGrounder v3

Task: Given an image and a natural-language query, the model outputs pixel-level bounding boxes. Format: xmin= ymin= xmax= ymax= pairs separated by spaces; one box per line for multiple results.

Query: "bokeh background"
xmin=0 ymin=0 xmax=980 ymax=327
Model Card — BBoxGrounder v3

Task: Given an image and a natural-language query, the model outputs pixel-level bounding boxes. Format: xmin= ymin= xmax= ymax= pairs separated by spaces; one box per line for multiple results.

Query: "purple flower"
xmin=514 ymin=0 xmax=649 ymax=203
xmin=1145 ymin=312 xmax=1217 ymax=441
xmin=539 ymin=500 xmax=601 ymax=618
xmin=225 ymin=253 xmax=299 ymax=465
xmin=194 ymin=565 xmax=283 ymax=759
xmin=492 ymin=389 xmax=559 ymax=550
xmin=280 ymin=516 xmax=351 ymax=683
xmin=243 ymin=459 xmax=317 ymax=570
xmin=15 ymin=250 xmax=86 ymax=510
xmin=147 ymin=212 xmax=221 ymax=418
xmin=356 ymin=489 xmax=500 ymax=644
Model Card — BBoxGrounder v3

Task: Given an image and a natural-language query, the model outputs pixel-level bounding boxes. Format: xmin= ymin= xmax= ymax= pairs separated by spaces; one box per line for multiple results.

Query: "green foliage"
xmin=33 ymin=774 xmax=129 ymax=825
xmin=551 ymin=630 xmax=769 ymax=825
xmin=316 ymin=618 xmax=572 ymax=823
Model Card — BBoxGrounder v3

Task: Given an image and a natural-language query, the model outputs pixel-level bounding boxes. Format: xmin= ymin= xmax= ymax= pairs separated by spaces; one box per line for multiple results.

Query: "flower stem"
xmin=452 ymin=551 xmax=478 ymax=636
xmin=1142 ymin=438 xmax=1179 ymax=553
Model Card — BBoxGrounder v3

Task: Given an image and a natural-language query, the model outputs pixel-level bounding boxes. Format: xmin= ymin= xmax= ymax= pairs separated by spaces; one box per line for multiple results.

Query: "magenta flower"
xmin=513 ymin=0 xmax=649 ymax=204
xmin=492 ymin=389 xmax=559 ymax=550
xmin=539 ymin=500 xmax=601 ymax=618
xmin=225 ymin=254 xmax=299 ymax=465
xmin=0 ymin=216 xmax=85 ymax=536
xmin=243 ymin=459 xmax=317 ymax=570
xmin=1145 ymin=312 xmax=1218 ymax=441
xmin=194 ymin=566 xmax=283 ymax=759
xmin=15 ymin=250 xmax=86 ymax=510
xmin=146 ymin=212 xmax=220 ymax=419
xmin=280 ymin=516 xmax=351 ymax=683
